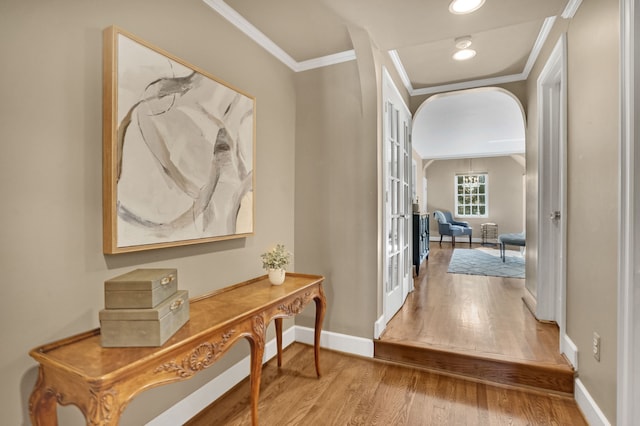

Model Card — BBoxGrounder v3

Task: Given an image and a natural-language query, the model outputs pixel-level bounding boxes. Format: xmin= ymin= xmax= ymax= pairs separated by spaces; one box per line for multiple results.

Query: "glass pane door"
xmin=387 ymin=105 xmax=400 ymax=295
xmin=383 ymin=99 xmax=412 ymax=321
xmin=381 ymin=69 xmax=413 ymax=335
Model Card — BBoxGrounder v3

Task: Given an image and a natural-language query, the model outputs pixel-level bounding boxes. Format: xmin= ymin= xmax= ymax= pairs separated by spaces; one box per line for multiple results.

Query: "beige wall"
xmin=425 ymin=157 xmax=525 ymax=241
xmin=293 ymin=59 xmax=379 ymax=336
xmin=0 ymin=0 xmax=297 ymax=424
xmin=525 ymin=0 xmax=619 ymax=421
xmin=565 ymin=0 xmax=619 ymax=420
xmin=412 ymin=150 xmax=427 ymax=213
xmin=0 ymin=0 xmax=623 ymax=424
xmin=293 ymin=25 xmax=410 ymax=335
xmin=294 ymin=25 xmax=384 ymax=337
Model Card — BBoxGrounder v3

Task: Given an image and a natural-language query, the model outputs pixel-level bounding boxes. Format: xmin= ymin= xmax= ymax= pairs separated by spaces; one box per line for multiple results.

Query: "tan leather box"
xmin=104 ymin=268 xmax=177 ymax=309
xmin=99 ymin=290 xmax=189 ymax=347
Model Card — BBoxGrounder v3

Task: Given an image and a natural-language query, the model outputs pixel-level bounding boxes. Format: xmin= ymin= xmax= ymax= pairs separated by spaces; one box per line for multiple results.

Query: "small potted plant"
xmin=260 ymin=244 xmax=291 ymax=285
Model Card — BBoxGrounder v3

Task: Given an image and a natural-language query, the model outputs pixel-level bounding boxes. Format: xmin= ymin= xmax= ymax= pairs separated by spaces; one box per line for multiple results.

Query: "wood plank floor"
xmin=188 ymin=244 xmax=586 ymax=425
xmin=375 ymin=243 xmax=574 ymax=393
xmin=187 ymin=343 xmax=586 ymax=425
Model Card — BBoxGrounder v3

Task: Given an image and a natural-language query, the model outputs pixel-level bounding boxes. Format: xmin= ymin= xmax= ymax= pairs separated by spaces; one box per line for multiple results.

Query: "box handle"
xmin=161 ymin=275 xmax=175 ymax=286
xmin=170 ymin=299 xmax=184 ymax=312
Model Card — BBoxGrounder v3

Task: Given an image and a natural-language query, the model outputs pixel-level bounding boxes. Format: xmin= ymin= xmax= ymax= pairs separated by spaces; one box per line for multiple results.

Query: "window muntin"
xmin=455 ymin=173 xmax=488 ymax=217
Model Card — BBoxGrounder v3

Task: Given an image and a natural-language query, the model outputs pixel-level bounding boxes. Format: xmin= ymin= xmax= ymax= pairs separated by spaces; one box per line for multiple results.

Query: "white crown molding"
xmin=561 ymin=0 xmax=584 ymax=19
xmin=419 ymin=148 xmax=525 ymax=160
xmin=202 ymin=0 xmax=297 ymax=70
xmin=203 ymin=0 xmax=356 ymax=72
xmin=410 ymin=72 xmax=526 ymax=96
xmin=389 ymin=50 xmax=414 ymax=93
xmin=523 ymin=16 xmax=556 ymax=77
xmin=207 ymin=0 xmax=561 ymax=93
xmin=296 ymin=50 xmax=357 ymax=72
xmin=399 ymin=16 xmax=557 ymax=97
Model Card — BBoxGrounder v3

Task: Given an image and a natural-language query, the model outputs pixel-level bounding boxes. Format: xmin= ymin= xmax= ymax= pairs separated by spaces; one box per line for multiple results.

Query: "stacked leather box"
xmin=99 ymin=268 xmax=189 ymax=347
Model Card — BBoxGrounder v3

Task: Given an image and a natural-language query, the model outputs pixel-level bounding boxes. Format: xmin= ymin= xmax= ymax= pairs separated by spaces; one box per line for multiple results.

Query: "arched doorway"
xmin=412 ymin=87 xmax=526 ymax=244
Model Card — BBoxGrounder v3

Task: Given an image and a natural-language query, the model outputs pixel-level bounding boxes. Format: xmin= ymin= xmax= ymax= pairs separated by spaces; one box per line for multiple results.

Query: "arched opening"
xmin=413 ymin=87 xmax=526 ymax=238
xmin=373 ymin=87 xmax=571 ymax=390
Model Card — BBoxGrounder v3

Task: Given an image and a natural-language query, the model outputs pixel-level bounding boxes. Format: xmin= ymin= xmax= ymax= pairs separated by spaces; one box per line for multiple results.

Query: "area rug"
xmin=447 ymin=248 xmax=525 ymax=279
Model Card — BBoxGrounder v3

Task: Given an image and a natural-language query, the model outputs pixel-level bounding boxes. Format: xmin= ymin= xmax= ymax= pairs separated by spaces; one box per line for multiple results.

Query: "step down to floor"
xmin=374 ymin=340 xmax=575 ymax=395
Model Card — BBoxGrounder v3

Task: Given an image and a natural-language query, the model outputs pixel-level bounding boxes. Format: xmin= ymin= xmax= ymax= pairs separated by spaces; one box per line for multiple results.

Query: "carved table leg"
xmin=249 ymin=316 xmax=266 ymax=426
xmin=85 ymin=387 xmax=121 ymax=426
xmin=29 ymin=366 xmax=122 ymax=426
xmin=314 ymin=288 xmax=327 ymax=377
xmin=275 ymin=317 xmax=283 ymax=367
xmin=29 ymin=367 xmax=58 ymax=426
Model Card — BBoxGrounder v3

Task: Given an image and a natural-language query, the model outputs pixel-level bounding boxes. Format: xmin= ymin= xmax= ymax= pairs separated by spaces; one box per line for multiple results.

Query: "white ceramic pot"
xmin=268 ymin=268 xmax=286 ymax=285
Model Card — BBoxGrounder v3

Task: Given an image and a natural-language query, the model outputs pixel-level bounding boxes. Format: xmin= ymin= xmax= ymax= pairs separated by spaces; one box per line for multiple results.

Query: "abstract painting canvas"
xmin=103 ymin=26 xmax=255 ymax=254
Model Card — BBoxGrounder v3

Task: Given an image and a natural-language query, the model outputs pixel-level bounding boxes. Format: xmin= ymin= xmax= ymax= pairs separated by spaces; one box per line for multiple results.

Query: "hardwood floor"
xmin=187 ymin=343 xmax=586 ymax=425
xmin=375 ymin=243 xmax=575 ymax=393
xmin=188 ymin=244 xmax=586 ymax=425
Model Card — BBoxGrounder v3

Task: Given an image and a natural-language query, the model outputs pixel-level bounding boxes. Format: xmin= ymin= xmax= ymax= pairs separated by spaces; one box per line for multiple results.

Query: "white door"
xmin=619 ymin=2 xmax=640 ymax=421
xmin=382 ymin=69 xmax=412 ymax=328
xmin=537 ymin=35 xmax=567 ymax=352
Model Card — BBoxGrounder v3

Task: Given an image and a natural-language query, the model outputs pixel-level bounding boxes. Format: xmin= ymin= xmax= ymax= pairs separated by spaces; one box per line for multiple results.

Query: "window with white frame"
xmin=455 ymin=173 xmax=488 ymax=217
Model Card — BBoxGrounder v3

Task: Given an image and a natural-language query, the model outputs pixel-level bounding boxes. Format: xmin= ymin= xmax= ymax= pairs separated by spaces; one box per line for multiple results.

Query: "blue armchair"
xmin=433 ymin=210 xmax=472 ymax=247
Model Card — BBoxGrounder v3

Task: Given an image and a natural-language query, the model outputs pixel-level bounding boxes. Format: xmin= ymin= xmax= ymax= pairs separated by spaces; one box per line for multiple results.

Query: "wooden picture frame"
xmin=103 ymin=26 xmax=255 ymax=254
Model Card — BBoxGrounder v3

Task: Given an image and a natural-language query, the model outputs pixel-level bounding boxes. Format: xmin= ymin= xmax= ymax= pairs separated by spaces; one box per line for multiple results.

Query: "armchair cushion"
xmin=442 ymin=211 xmax=470 ymax=228
xmin=434 ymin=210 xmax=473 ymax=246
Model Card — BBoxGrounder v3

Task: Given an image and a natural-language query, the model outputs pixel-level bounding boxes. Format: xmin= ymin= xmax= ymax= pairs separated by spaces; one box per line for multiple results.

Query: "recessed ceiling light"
xmin=452 ymin=35 xmax=476 ymax=60
xmin=455 ymin=35 xmax=473 ymax=49
xmin=449 ymin=0 xmax=486 ymax=14
xmin=453 ymin=48 xmax=477 ymax=61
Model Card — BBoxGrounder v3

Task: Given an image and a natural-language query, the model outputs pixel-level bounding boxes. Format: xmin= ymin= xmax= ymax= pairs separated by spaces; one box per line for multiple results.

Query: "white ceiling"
xmin=203 ymin=0 xmax=580 ymax=159
xmin=413 ymin=88 xmax=526 ymax=159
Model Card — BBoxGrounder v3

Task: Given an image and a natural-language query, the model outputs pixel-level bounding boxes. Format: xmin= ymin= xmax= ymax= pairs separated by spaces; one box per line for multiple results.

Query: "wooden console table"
xmin=29 ymin=273 xmax=326 ymax=426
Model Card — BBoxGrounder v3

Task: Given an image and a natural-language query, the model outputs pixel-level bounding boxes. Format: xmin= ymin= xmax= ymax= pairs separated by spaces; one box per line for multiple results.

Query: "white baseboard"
xmin=146 ymin=326 xmax=372 ymax=425
xmin=146 ymin=326 xmax=296 ymax=425
xmin=295 ymin=326 xmax=374 ymax=358
xmin=561 ymin=334 xmax=578 ymax=369
xmin=575 ymin=379 xmax=611 ymax=426
xmin=374 ymin=315 xmax=385 ymax=339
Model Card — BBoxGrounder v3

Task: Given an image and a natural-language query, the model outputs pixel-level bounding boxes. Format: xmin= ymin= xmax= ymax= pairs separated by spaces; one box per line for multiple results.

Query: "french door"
xmin=382 ymin=69 xmax=412 ymax=328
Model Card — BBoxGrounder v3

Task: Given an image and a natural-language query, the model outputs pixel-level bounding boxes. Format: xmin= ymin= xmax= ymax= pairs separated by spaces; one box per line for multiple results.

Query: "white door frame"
xmin=379 ymin=67 xmax=412 ymax=337
xmin=536 ymin=34 xmax=568 ymax=352
xmin=618 ymin=0 xmax=639 ymax=422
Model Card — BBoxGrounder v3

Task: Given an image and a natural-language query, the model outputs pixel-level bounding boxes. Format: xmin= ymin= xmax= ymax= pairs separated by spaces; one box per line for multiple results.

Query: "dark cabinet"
xmin=413 ymin=213 xmax=429 ymax=274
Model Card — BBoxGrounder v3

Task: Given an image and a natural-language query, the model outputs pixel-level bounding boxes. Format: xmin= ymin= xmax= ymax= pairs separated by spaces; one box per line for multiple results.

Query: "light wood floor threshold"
xmin=375 ymin=243 xmax=575 ymax=395
xmin=374 ymin=340 xmax=574 ymax=395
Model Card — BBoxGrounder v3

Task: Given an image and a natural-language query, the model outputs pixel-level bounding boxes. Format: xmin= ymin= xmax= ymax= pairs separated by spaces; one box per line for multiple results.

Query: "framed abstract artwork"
xmin=103 ymin=26 xmax=255 ymax=254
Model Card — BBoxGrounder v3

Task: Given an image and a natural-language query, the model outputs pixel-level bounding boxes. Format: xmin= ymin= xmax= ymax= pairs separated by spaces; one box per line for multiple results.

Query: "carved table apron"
xmin=29 ymin=273 xmax=326 ymax=426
